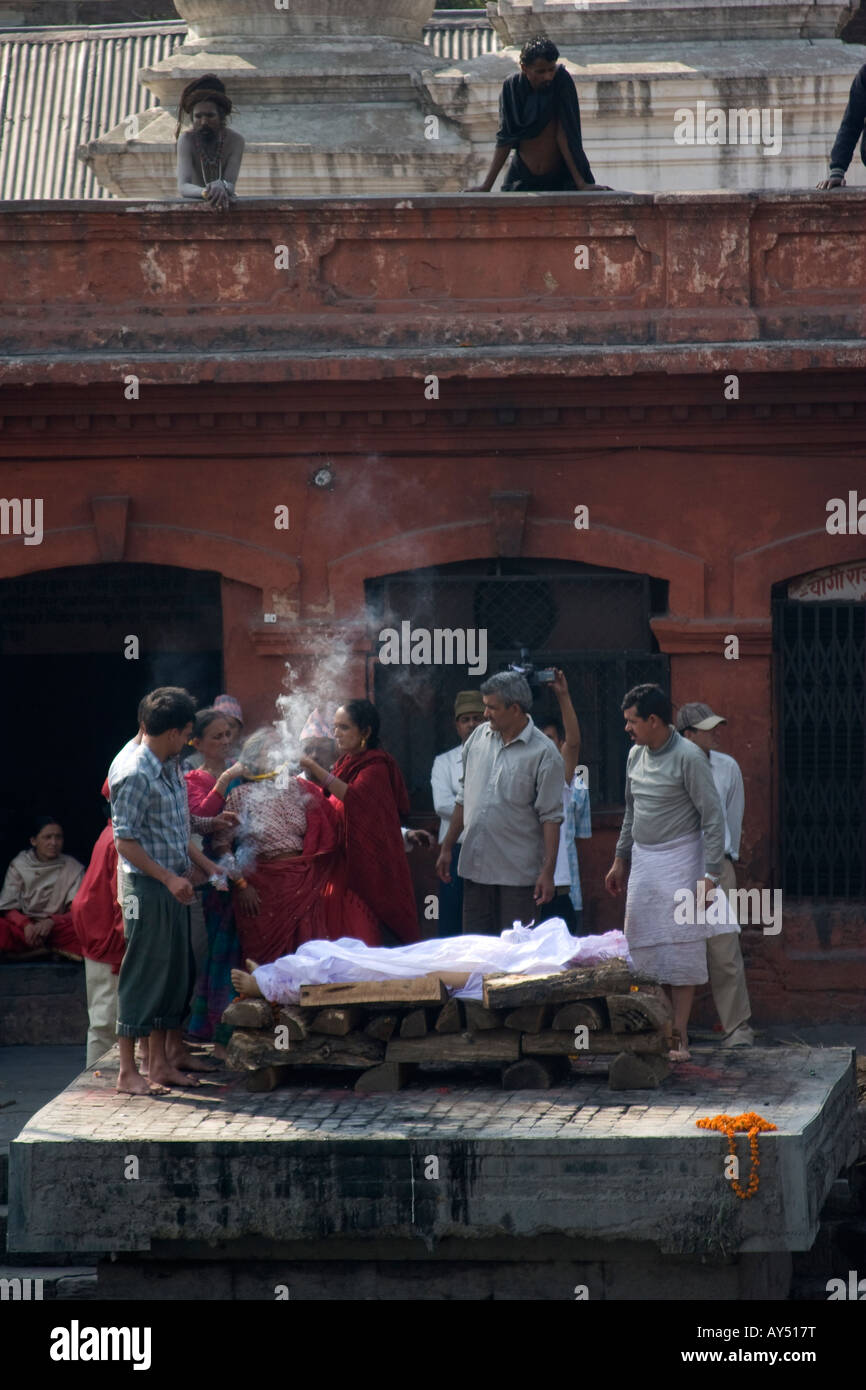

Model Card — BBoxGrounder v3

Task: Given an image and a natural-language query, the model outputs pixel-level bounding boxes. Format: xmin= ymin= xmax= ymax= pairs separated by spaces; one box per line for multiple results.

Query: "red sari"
xmin=231 ymin=779 xmax=379 ymax=965
xmin=330 ymin=749 xmax=420 ymax=943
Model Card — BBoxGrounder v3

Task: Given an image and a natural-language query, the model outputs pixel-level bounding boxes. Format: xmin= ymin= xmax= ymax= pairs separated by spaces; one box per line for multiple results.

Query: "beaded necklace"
xmin=193 ymin=128 xmax=224 ymax=185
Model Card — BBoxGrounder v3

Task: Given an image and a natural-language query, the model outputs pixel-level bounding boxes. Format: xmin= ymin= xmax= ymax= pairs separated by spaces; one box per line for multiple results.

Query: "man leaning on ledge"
xmin=817 ymin=60 xmax=866 ymax=188
xmin=176 ymin=75 xmax=245 ymax=212
xmin=467 ymin=35 xmax=611 ymax=194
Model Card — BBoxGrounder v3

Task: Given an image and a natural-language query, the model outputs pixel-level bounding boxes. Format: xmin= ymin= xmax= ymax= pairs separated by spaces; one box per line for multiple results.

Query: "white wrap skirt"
xmin=624 ymin=830 xmax=727 ymax=986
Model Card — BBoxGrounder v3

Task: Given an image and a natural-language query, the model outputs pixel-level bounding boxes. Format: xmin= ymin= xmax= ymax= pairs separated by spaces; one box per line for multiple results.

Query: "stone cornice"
xmin=651 ymin=618 xmax=773 ymax=655
xmin=1 ymin=193 xmax=864 ymax=387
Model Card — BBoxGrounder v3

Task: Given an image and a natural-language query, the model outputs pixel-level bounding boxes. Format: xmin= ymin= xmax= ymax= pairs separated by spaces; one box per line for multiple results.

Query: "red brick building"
xmin=1 ymin=191 xmax=864 ymax=1023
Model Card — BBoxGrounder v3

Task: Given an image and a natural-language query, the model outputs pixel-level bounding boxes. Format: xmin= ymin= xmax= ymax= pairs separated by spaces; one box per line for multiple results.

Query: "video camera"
xmin=506 ymin=648 xmax=556 ymax=687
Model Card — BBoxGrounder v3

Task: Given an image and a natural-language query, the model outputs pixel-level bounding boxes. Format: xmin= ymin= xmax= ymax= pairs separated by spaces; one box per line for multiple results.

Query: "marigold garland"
xmin=696 ymin=1111 xmax=777 ymax=1200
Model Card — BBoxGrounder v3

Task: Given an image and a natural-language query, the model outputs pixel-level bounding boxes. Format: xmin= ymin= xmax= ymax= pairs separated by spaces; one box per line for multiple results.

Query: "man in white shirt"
xmin=430 ymin=691 xmax=485 ymax=936
xmin=676 ymin=702 xmax=754 ymax=1047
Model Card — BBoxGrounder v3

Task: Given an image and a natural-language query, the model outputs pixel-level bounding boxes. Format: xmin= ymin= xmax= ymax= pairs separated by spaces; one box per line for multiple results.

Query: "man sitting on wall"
xmin=466 ymin=35 xmax=611 ymax=194
xmin=176 ymin=75 xmax=245 ymax=212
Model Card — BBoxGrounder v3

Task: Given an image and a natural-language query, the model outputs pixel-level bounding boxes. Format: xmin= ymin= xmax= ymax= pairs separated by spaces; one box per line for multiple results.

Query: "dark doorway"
xmin=368 ymin=558 xmax=669 ymax=815
xmin=773 ymin=590 xmax=865 ymax=899
xmin=0 ymin=564 xmax=222 ymax=875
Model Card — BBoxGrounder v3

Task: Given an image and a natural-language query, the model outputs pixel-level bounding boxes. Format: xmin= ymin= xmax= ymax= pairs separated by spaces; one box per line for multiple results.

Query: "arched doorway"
xmin=0 ymin=563 xmax=223 ymax=872
xmin=367 ymin=557 xmax=669 ymax=814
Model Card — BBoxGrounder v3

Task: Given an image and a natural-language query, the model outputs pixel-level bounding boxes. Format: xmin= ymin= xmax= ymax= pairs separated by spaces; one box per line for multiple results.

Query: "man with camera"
xmin=435 ymin=671 xmax=565 ymax=935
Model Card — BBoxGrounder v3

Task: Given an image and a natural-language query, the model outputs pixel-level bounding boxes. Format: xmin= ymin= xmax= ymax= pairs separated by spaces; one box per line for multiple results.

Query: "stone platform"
xmin=7 ymin=1045 xmax=858 ymax=1298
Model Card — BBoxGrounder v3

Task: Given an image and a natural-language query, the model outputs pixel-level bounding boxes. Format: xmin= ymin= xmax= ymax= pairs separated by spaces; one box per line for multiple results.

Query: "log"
xmin=275 ymin=1006 xmax=311 ymax=1041
xmin=607 ymin=1052 xmax=670 ymax=1090
xmin=221 ymin=997 xmax=273 ymax=1030
xmin=244 ymin=1065 xmax=289 ymax=1093
xmin=226 ymin=1029 xmax=288 ymax=1072
xmin=364 ymin=1013 xmax=398 ymax=1041
xmin=299 ymin=974 xmax=447 ymax=1008
xmin=434 ymin=998 xmax=463 ymax=1033
xmin=400 ymin=1008 xmax=434 ymax=1038
xmin=504 ymin=1004 xmax=549 ymax=1033
xmin=310 ymin=1006 xmax=363 ymax=1037
xmin=501 ymin=1056 xmax=568 ymax=1090
xmin=522 ymin=1029 xmax=668 ymax=1056
xmin=551 ymin=1000 xmax=606 ymax=1032
xmin=606 ymin=992 xmax=673 ymax=1035
xmin=463 ymin=1000 xmax=502 ymax=1031
xmin=483 ymin=960 xmax=655 ymax=1009
xmin=227 ymin=1027 xmax=384 ymax=1071
xmin=354 ymin=1062 xmax=417 ymax=1094
xmin=387 ymin=1029 xmax=520 ymax=1064
xmin=280 ymin=1031 xmax=385 ymax=1068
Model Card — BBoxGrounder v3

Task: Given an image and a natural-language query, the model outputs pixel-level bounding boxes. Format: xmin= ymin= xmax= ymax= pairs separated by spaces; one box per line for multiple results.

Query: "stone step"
xmin=0 ymin=962 xmax=87 ymax=1046
xmin=0 ymin=1265 xmax=97 ymax=1299
xmin=0 ymin=1148 xmax=7 ymax=1205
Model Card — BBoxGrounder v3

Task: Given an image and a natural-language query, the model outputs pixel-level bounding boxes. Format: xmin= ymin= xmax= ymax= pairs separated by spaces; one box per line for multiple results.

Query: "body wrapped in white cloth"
xmin=625 ymin=830 xmax=728 ymax=986
xmin=253 ymin=918 xmax=631 ymax=1005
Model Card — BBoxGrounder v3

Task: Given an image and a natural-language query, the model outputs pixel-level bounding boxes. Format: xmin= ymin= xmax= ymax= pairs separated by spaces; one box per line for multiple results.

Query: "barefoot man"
xmin=605 ymin=684 xmax=726 ymax=1062
xmin=176 ymin=74 xmax=245 ymax=211
xmin=109 ymin=687 xmax=225 ymax=1095
xmin=467 ymin=35 xmax=610 ymax=193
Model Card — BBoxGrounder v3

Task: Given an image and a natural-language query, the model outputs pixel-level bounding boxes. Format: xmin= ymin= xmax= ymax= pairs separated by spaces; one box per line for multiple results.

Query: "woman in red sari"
xmin=221 ymin=729 xmax=379 ymax=964
xmin=299 ymin=699 xmax=425 ymax=945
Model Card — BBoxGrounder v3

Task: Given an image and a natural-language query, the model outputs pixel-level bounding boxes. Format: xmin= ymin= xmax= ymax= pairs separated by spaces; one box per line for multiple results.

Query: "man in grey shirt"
xmin=605 ymin=683 xmax=726 ymax=1062
xmin=435 ymin=672 xmax=565 ymax=935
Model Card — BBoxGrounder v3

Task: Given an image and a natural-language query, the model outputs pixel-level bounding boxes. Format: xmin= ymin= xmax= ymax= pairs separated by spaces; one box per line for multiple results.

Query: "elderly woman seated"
xmin=0 ymin=817 xmax=85 ymax=959
xmin=217 ymin=729 xmax=379 ymax=966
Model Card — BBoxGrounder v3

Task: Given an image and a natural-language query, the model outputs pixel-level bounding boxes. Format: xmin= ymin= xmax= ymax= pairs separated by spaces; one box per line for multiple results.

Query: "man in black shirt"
xmin=817 ymin=64 xmax=866 ymax=188
xmin=467 ymin=35 xmax=610 ymax=193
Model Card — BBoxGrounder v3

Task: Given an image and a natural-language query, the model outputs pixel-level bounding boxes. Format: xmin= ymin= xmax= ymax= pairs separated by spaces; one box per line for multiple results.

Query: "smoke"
xmin=272 ymin=638 xmax=359 ymax=772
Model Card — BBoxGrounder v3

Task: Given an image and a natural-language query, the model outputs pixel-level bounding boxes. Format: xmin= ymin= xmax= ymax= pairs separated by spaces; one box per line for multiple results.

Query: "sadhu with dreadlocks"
xmin=176 ymin=74 xmax=245 ymax=211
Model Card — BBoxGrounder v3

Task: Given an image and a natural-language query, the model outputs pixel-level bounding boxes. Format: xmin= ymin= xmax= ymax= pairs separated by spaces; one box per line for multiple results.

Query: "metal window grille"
xmin=368 ymin=567 xmax=667 ymax=812
xmin=774 ymin=599 xmax=866 ymax=899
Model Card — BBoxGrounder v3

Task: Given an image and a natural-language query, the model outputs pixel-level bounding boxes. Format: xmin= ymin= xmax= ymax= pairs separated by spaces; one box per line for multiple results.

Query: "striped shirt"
xmin=109 ymin=741 xmax=190 ymax=878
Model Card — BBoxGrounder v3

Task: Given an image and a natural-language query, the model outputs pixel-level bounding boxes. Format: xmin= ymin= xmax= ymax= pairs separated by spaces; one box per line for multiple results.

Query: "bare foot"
xmin=117 ymin=1071 xmax=171 ymax=1096
xmin=669 ymin=1030 xmax=691 ymax=1062
xmin=168 ymin=1047 xmax=221 ymax=1072
xmin=231 ymin=966 xmax=262 ymax=998
xmin=212 ymin=1043 xmax=228 ymax=1061
xmin=149 ymin=1065 xmax=200 ymax=1087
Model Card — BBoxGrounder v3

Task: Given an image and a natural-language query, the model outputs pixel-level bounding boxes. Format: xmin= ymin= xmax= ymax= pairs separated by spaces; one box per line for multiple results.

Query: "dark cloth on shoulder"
xmin=829 ymin=63 xmax=866 ymax=174
xmin=496 ymin=65 xmax=594 ymax=185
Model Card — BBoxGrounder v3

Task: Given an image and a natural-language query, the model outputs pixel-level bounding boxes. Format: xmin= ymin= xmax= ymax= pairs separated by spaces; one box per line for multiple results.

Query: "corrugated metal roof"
xmin=0 ymin=13 xmax=498 ymax=199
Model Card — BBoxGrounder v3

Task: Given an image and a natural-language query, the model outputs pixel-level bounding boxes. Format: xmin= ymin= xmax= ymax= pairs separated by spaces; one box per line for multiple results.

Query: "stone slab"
xmin=0 ymin=964 xmax=87 ymax=1047
xmin=7 ymin=1047 xmax=858 ymax=1258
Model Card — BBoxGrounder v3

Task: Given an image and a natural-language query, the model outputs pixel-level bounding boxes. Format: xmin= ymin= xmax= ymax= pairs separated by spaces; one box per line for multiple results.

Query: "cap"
xmin=214 ymin=694 xmax=243 ymax=725
xmin=676 ymin=701 xmax=726 ymax=733
xmin=454 ymin=690 xmax=485 ymax=718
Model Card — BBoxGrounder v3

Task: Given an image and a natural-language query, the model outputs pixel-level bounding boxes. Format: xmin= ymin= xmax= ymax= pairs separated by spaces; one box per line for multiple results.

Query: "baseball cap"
xmin=454 ymin=690 xmax=485 ymax=718
xmin=676 ymin=701 xmax=726 ymax=732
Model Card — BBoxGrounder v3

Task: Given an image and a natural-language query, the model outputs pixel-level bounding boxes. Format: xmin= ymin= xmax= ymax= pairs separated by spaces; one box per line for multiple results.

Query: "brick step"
xmin=0 ymin=1265 xmax=97 ymax=1299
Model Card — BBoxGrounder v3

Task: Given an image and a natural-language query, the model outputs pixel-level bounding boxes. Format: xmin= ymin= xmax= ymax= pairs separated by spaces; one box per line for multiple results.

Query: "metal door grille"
xmin=368 ymin=567 xmax=667 ymax=813
xmin=774 ymin=599 xmax=866 ymax=899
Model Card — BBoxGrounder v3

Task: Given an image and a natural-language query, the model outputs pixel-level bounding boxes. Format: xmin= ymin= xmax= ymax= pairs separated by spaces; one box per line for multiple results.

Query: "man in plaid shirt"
xmin=109 ymin=686 xmax=225 ymax=1095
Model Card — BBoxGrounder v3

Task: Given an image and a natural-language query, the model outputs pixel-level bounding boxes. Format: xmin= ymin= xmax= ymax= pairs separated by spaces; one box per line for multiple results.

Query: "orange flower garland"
xmin=696 ymin=1111 xmax=777 ymax=1200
